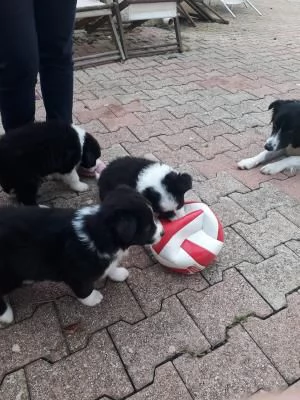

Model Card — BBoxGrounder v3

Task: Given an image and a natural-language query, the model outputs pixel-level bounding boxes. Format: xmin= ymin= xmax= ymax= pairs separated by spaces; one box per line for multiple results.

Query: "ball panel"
xmin=181 ymin=239 xmax=216 ymax=267
xmin=151 ymin=201 xmax=224 ymax=274
xmin=152 ymin=209 xmax=204 ymax=253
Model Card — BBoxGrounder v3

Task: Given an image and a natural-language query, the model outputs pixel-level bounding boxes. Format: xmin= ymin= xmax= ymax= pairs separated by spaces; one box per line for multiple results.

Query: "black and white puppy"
xmin=238 ymin=100 xmax=300 ymax=174
xmin=97 ymin=156 xmax=193 ymax=220
xmin=0 ymin=120 xmax=101 ymax=205
xmin=0 ymin=185 xmax=164 ymax=324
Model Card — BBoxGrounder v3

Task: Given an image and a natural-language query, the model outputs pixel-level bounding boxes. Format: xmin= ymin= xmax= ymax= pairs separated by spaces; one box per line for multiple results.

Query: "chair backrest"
xmin=120 ymin=0 xmax=177 ymax=22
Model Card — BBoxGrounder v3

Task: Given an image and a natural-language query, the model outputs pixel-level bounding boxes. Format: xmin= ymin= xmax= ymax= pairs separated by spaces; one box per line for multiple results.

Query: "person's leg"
xmin=0 ymin=0 xmax=38 ymax=131
xmin=34 ymin=0 xmax=77 ymax=124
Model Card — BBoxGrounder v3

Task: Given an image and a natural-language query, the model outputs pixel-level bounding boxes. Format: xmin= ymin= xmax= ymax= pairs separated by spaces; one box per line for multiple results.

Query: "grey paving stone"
xmin=0 ymin=304 xmax=67 ymax=381
xmin=237 ymin=246 xmax=300 ymax=310
xmin=154 ymin=146 xmax=203 ymax=167
xmin=126 ymin=362 xmax=193 ymax=400
xmin=26 ymin=330 xmax=133 ymax=400
xmin=127 ymin=264 xmax=208 ymax=316
xmin=109 ymin=296 xmax=210 ymax=389
xmin=130 ymin=120 xmax=174 ymax=139
xmin=101 ymin=143 xmax=129 ymax=163
xmin=191 ymin=136 xmax=238 ymax=160
xmin=174 ymin=326 xmax=286 ymax=400
xmin=234 ymin=210 xmax=300 ymax=258
xmin=193 ymin=172 xmax=249 ymax=205
xmin=121 ymin=245 xmax=155 ymax=269
xmin=178 ymin=269 xmax=272 ymax=346
xmin=286 ymin=239 xmax=300 ymax=257
xmin=9 ymin=281 xmax=71 ymax=322
xmin=202 ymin=227 xmax=263 ymax=284
xmin=244 ymin=292 xmax=300 ymax=383
xmin=277 ymin=204 xmax=300 ymax=228
xmin=56 ymin=281 xmax=144 ymax=351
xmin=159 ymin=129 xmax=205 ymax=151
xmin=193 ymin=121 xmax=237 ymax=141
xmin=211 ymin=197 xmax=256 ymax=227
xmin=230 ymin=184 xmax=297 ymax=220
xmin=224 ymin=114 xmax=266 ymax=132
xmin=0 ymin=370 xmax=29 ymax=400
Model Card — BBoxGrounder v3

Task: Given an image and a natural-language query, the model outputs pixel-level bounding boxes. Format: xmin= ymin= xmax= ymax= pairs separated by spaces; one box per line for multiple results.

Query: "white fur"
xmin=72 ymin=205 xmax=100 ymax=250
xmin=261 ymin=156 xmax=300 ymax=175
xmin=103 ymin=250 xmax=128 ymax=282
xmin=107 ymin=266 xmax=129 ymax=282
xmin=265 ymin=131 xmax=280 ymax=151
xmin=237 ymin=149 xmax=285 ymax=170
xmin=153 ymin=219 xmax=164 ymax=243
xmin=72 ymin=124 xmax=86 ymax=153
xmin=61 ymin=168 xmax=89 ymax=192
xmin=137 ymin=163 xmax=178 ymax=212
xmin=0 ymin=303 xmax=14 ymax=324
xmin=78 ymin=289 xmax=103 ymax=306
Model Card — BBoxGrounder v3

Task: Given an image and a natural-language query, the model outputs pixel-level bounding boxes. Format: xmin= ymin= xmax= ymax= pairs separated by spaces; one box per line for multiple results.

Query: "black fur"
xmin=0 ymin=121 xmax=101 ymax=205
xmin=267 ymin=100 xmax=300 ymax=150
xmin=98 ymin=156 xmax=192 ymax=219
xmin=0 ymin=186 xmax=160 ymax=320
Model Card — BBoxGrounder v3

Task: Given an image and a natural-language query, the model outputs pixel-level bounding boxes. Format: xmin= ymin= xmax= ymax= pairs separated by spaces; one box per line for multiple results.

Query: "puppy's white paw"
xmin=39 ymin=204 xmax=50 ymax=208
xmin=108 ymin=267 xmax=129 ymax=282
xmin=237 ymin=157 xmax=257 ymax=170
xmin=0 ymin=304 xmax=14 ymax=324
xmin=72 ymin=182 xmax=89 ymax=192
xmin=78 ymin=289 xmax=103 ymax=307
xmin=260 ymin=163 xmax=283 ymax=175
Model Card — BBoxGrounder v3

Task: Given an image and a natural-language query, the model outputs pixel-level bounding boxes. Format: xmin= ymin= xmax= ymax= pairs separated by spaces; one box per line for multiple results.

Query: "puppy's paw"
xmin=72 ymin=182 xmax=89 ymax=192
xmin=39 ymin=204 xmax=50 ymax=208
xmin=0 ymin=304 xmax=14 ymax=324
xmin=108 ymin=267 xmax=129 ymax=282
xmin=237 ymin=157 xmax=258 ymax=170
xmin=260 ymin=163 xmax=283 ymax=175
xmin=78 ymin=289 xmax=103 ymax=307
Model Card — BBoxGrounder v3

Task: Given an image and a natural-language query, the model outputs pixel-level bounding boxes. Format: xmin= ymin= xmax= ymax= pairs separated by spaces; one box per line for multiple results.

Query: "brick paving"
xmin=1 ymin=0 xmax=300 ymax=398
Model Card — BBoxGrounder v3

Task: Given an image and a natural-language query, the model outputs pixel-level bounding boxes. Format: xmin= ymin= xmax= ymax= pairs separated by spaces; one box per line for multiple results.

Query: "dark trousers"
xmin=0 ymin=0 xmax=77 ymax=132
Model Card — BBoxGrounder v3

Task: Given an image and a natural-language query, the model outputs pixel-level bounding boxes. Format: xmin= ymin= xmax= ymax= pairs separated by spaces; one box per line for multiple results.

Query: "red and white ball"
xmin=151 ymin=202 xmax=224 ymax=274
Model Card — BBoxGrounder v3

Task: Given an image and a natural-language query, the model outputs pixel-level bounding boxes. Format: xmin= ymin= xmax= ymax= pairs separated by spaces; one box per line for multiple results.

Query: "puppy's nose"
xmin=264 ymin=142 xmax=273 ymax=151
xmin=160 ymin=230 xmax=165 ymax=237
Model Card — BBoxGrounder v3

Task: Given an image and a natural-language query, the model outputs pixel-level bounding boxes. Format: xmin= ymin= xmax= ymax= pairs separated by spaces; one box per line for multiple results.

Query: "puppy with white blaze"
xmin=0 ymin=120 xmax=101 ymax=205
xmin=238 ymin=100 xmax=300 ymax=175
xmin=97 ymin=156 xmax=193 ymax=220
xmin=0 ymin=185 xmax=164 ymax=324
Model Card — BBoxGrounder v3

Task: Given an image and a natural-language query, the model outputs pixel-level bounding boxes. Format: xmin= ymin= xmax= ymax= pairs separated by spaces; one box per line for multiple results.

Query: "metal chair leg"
xmin=108 ymin=14 xmax=126 ymax=60
xmin=113 ymin=0 xmax=128 ymax=59
xmin=174 ymin=15 xmax=183 ymax=53
xmin=220 ymin=0 xmax=236 ymax=17
xmin=245 ymin=0 xmax=262 ymax=15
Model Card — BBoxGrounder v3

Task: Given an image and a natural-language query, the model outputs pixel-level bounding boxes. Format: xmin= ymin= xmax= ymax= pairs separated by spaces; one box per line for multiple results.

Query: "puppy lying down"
xmin=238 ymin=100 xmax=300 ymax=175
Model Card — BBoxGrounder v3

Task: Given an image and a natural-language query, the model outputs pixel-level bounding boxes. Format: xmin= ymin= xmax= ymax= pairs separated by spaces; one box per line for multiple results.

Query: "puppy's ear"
xmin=268 ymin=100 xmax=283 ymax=111
xmin=177 ymin=173 xmax=192 ymax=193
xmin=81 ymin=133 xmax=101 ymax=169
xmin=115 ymin=214 xmax=137 ymax=244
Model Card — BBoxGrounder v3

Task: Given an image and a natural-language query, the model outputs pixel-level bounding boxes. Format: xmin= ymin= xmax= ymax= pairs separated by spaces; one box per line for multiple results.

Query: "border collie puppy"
xmin=0 ymin=120 xmax=101 ymax=205
xmin=238 ymin=100 xmax=300 ymax=174
xmin=97 ymin=156 xmax=193 ymax=220
xmin=0 ymin=185 xmax=164 ymax=324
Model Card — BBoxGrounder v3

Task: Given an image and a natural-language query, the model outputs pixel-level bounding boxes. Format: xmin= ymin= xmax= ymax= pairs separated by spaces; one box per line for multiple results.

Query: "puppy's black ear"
xmin=81 ymin=133 xmax=101 ymax=169
xmin=177 ymin=173 xmax=192 ymax=193
xmin=268 ymin=100 xmax=282 ymax=111
xmin=115 ymin=214 xmax=137 ymax=244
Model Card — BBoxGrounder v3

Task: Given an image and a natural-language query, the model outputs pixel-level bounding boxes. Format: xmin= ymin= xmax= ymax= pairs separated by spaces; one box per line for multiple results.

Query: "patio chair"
xmin=75 ymin=0 xmax=126 ymax=68
xmin=118 ymin=0 xmax=183 ymax=58
xmin=219 ymin=0 xmax=262 ymax=18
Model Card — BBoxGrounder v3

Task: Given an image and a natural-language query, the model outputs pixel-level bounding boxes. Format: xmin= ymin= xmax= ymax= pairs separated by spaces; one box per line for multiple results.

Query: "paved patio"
xmin=1 ymin=0 xmax=300 ymax=399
